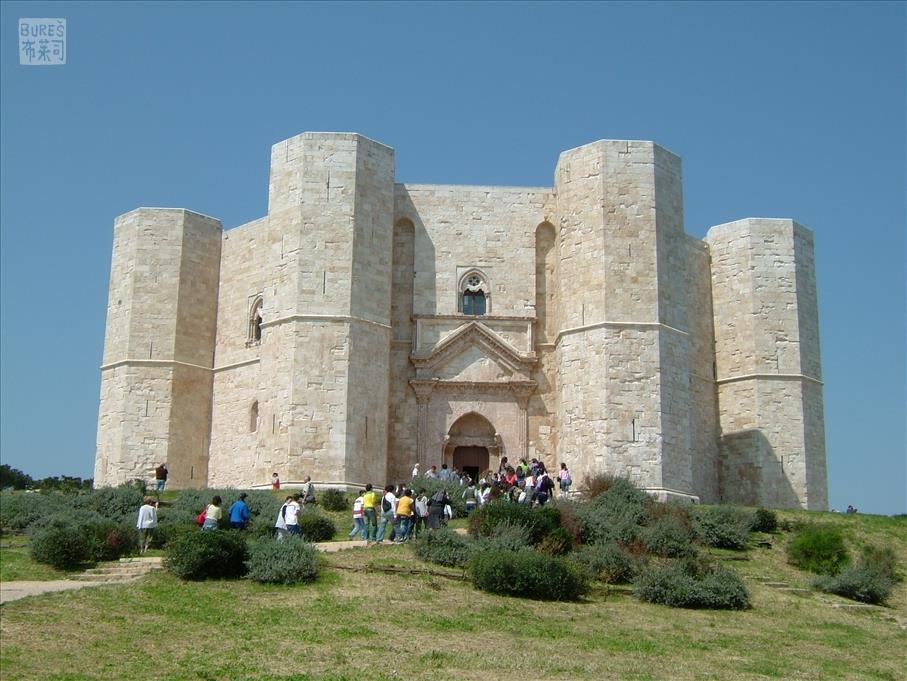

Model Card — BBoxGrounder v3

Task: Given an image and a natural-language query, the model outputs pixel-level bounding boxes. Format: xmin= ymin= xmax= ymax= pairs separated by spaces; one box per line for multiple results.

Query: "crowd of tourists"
xmin=345 ymin=457 xmax=574 ymax=545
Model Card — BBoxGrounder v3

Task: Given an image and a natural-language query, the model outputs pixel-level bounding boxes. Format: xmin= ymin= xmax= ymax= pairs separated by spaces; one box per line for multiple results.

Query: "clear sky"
xmin=1 ymin=2 xmax=904 ymax=514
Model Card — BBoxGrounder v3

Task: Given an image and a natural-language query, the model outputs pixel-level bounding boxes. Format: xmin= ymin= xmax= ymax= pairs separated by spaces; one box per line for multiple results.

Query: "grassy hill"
xmin=1 ymin=508 xmax=905 ymax=681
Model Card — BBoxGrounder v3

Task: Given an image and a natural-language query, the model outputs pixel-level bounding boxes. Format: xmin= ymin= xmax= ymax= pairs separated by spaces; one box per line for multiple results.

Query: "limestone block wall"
xmin=706 ymin=218 xmax=827 ymax=509
xmin=95 ymin=208 xmax=221 ymax=487
xmin=396 ymin=184 xmax=552 ymax=317
xmin=554 ymin=140 xmax=696 ymax=498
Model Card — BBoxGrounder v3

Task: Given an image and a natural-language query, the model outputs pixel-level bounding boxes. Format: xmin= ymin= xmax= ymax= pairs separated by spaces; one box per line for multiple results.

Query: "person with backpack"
xmin=427 ymin=487 xmax=448 ymax=529
xmin=462 ymin=481 xmax=477 ymax=514
xmin=375 ymin=485 xmax=397 ymax=543
xmin=274 ymin=494 xmax=293 ymax=540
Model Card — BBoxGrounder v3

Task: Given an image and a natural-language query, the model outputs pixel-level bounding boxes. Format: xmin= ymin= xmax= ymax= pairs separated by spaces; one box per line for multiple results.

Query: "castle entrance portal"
xmin=453 ymin=446 xmax=488 ymax=483
xmin=444 ymin=412 xmax=500 ymax=479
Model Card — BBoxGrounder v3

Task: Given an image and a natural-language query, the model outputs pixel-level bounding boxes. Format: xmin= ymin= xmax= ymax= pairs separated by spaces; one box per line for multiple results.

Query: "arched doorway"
xmin=445 ymin=412 xmax=500 ymax=481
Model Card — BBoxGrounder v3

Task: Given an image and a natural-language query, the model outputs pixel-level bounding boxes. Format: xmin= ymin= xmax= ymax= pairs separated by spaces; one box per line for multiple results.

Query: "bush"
xmin=74 ymin=485 xmax=144 ymax=523
xmin=751 ymin=507 xmax=778 ymax=533
xmin=693 ymin=506 xmax=753 ymax=550
xmin=577 ymin=477 xmax=650 ymax=545
xmin=468 ymin=548 xmax=588 ymax=601
xmin=320 ymin=488 xmax=348 ymax=512
xmin=786 ymin=524 xmax=850 ymax=575
xmin=151 ymin=510 xmax=197 ymax=549
xmin=537 ymin=526 xmax=573 ymax=556
xmin=245 ymin=536 xmax=319 ymax=584
xmin=87 ymin=521 xmax=137 ymax=561
xmin=411 ymin=476 xmax=467 ymax=518
xmin=472 ymin=521 xmax=532 ymax=552
xmin=582 ymin=473 xmax=616 ymax=500
xmin=634 ymin=559 xmax=750 ymax=609
xmin=574 ymin=542 xmax=644 ymax=584
xmin=297 ymin=511 xmax=336 ymax=542
xmin=413 ymin=528 xmax=472 ymax=568
xmin=813 ymin=562 xmax=894 ymax=605
xmin=0 ymin=491 xmax=71 ymax=533
xmin=859 ymin=544 xmax=901 ymax=582
xmin=30 ymin=524 xmax=91 ymax=569
xmin=164 ymin=530 xmax=248 ymax=580
xmin=642 ymin=516 xmax=697 ymax=558
xmin=468 ymin=501 xmax=560 ymax=545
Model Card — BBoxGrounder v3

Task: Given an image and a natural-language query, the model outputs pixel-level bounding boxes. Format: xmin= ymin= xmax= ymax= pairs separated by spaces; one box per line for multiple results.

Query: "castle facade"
xmin=94 ymin=132 xmax=827 ymax=509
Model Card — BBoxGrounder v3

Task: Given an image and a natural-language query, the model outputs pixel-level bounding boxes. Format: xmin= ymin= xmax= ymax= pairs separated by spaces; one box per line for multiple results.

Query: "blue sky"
xmin=1 ymin=2 xmax=904 ymax=514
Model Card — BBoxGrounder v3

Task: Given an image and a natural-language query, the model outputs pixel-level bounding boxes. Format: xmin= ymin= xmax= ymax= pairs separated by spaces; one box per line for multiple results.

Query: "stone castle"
xmin=94 ymin=132 xmax=827 ymax=509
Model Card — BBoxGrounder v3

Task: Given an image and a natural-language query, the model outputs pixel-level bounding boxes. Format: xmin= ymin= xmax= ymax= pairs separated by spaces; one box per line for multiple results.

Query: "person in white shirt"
xmin=349 ymin=493 xmax=365 ymax=540
xmin=135 ymin=498 xmax=158 ymax=553
xmin=411 ymin=463 xmax=420 ymax=478
xmin=284 ymin=494 xmax=302 ymax=536
xmin=274 ymin=495 xmax=293 ymax=541
xmin=375 ymin=485 xmax=397 ymax=543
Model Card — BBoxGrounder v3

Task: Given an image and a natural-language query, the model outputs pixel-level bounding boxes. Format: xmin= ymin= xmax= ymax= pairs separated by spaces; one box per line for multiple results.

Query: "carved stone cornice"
xmin=427 ymin=379 xmax=537 ymax=394
xmin=411 ymin=321 xmax=537 ymax=377
xmin=410 ymin=379 xmax=437 ymax=404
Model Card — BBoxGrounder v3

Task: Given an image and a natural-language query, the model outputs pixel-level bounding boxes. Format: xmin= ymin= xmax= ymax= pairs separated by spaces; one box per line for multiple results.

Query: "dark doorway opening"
xmin=454 ymin=446 xmax=488 ymax=483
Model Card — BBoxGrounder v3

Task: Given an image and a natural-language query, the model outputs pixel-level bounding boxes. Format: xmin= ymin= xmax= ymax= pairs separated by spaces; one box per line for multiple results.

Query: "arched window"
xmin=459 ymin=270 xmax=489 ymax=316
xmin=248 ymin=297 xmax=263 ymax=345
xmin=250 ymin=401 xmax=259 ymax=432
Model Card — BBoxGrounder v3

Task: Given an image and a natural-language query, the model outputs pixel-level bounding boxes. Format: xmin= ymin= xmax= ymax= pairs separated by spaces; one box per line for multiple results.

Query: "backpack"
xmin=382 ymin=496 xmax=392 ymax=512
xmin=195 ymin=508 xmax=207 ymax=526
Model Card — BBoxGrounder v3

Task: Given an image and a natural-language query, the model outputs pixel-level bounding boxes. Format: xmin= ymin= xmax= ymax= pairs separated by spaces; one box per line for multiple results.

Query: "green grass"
xmin=0 ymin=534 xmax=75 ymax=581
xmin=1 ymin=509 xmax=904 ymax=680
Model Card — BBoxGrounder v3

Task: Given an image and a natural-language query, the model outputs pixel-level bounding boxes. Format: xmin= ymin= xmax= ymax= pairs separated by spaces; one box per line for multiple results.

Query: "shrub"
xmin=245 ymin=536 xmax=319 ymax=584
xmin=537 ymin=526 xmax=573 ymax=556
xmin=74 ymin=485 xmax=144 ymax=523
xmin=751 ymin=507 xmax=778 ymax=533
xmin=468 ymin=548 xmax=588 ymax=601
xmin=582 ymin=473 xmax=616 ymax=500
xmin=859 ymin=544 xmax=901 ymax=582
xmin=297 ymin=511 xmax=336 ymax=542
xmin=552 ymin=499 xmax=583 ymax=547
xmin=574 ymin=542 xmax=644 ymax=584
xmin=642 ymin=516 xmax=697 ymax=558
xmin=0 ymin=491 xmax=71 ymax=533
xmin=468 ymin=500 xmax=560 ymax=545
xmin=30 ymin=524 xmax=92 ymax=568
xmin=320 ymin=488 xmax=348 ymax=512
xmin=413 ymin=528 xmax=472 ymax=568
xmin=474 ymin=521 xmax=532 ymax=552
xmin=151 ymin=509 xmax=197 ymax=549
xmin=577 ymin=477 xmax=650 ymax=545
xmin=411 ymin=476 xmax=467 ymax=518
xmin=634 ymin=559 xmax=750 ymax=609
xmin=786 ymin=524 xmax=850 ymax=575
xmin=88 ymin=522 xmax=137 ymax=561
xmin=813 ymin=562 xmax=895 ymax=605
xmin=693 ymin=506 xmax=753 ymax=550
xmin=164 ymin=530 xmax=248 ymax=580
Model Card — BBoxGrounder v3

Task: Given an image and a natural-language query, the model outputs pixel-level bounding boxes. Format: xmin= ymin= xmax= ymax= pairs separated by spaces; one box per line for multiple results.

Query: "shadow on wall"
xmin=395 ymin=186 xmax=436 ymax=316
xmin=718 ymin=429 xmax=801 ymax=509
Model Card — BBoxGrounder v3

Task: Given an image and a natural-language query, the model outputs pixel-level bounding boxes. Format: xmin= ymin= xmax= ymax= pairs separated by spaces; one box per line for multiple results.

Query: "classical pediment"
xmin=411 ymin=321 xmax=536 ymax=382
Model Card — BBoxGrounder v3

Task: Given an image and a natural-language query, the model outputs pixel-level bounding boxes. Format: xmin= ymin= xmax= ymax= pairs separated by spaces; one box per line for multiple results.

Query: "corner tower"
xmin=705 ymin=218 xmax=827 ymax=509
xmin=95 ymin=208 xmax=222 ymax=488
xmin=554 ymin=140 xmax=696 ymax=501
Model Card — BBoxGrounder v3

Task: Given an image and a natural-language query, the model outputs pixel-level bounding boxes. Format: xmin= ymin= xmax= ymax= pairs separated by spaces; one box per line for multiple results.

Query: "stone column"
xmin=410 ymin=380 xmax=436 ymax=466
xmin=511 ymin=383 xmax=534 ymax=460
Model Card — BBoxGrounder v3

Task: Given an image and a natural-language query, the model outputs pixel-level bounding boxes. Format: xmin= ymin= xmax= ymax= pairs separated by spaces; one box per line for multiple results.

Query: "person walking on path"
xmin=349 ymin=491 xmax=366 ymax=540
xmin=136 ymin=497 xmax=158 ymax=553
xmin=393 ymin=489 xmax=414 ymax=542
xmin=229 ymin=493 xmax=251 ymax=530
xmin=154 ymin=463 xmax=168 ymax=492
xmin=375 ymin=485 xmax=397 ymax=544
xmin=411 ymin=489 xmax=429 ymax=539
xmin=202 ymin=496 xmax=223 ymax=530
xmin=362 ymin=484 xmax=379 ymax=544
xmin=284 ymin=494 xmax=302 ymax=536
